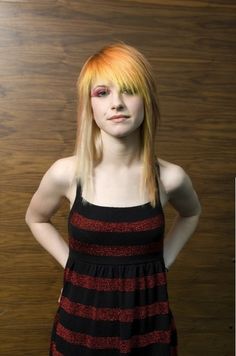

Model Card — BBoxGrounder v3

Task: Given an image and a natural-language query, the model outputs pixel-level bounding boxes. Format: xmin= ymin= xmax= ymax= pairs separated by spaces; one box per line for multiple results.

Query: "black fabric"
xmin=49 ymin=163 xmax=178 ymax=355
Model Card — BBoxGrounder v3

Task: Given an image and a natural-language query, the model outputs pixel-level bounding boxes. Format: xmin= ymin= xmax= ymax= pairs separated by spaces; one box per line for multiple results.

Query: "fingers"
xmin=58 ymin=288 xmax=63 ymax=303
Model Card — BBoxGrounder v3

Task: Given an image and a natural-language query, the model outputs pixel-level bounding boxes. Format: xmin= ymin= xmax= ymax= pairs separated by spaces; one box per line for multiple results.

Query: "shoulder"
xmin=43 ymin=155 xmax=77 ymax=194
xmin=25 ymin=156 xmax=77 ymax=223
xmin=157 ymin=157 xmax=186 ymax=195
xmin=157 ymin=157 xmax=202 ymax=216
xmin=49 ymin=155 xmax=76 ymax=176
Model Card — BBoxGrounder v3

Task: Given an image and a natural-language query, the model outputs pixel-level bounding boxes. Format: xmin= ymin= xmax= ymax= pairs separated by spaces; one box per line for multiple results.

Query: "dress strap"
xmin=72 ymin=180 xmax=82 ymax=207
xmin=155 ymin=159 xmax=160 ymax=176
xmin=77 ymin=180 xmax=82 ymax=201
xmin=155 ymin=160 xmax=161 ymax=205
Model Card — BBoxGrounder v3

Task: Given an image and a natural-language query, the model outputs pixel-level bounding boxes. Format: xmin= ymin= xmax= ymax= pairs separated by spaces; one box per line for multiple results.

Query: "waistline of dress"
xmin=68 ymin=249 xmax=165 ymax=266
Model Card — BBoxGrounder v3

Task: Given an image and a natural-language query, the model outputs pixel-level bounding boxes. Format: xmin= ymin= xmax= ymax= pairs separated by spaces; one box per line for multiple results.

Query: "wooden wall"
xmin=0 ymin=1 xmax=235 ymax=355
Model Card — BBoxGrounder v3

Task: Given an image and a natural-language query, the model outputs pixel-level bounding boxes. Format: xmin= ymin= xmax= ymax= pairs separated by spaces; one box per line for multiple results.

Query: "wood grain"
xmin=0 ymin=0 xmax=235 ymax=355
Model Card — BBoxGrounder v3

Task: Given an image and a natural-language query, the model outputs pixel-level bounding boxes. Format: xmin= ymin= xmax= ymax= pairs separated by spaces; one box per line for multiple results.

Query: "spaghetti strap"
xmin=155 ymin=160 xmax=161 ymax=203
xmin=156 ymin=159 xmax=160 ymax=176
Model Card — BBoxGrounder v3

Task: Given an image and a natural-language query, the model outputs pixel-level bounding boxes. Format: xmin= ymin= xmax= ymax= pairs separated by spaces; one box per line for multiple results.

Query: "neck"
xmin=98 ymin=129 xmax=142 ymax=169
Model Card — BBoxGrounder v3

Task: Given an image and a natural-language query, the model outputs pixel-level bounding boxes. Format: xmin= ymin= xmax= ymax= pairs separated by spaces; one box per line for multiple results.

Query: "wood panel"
xmin=0 ymin=1 xmax=235 ymax=355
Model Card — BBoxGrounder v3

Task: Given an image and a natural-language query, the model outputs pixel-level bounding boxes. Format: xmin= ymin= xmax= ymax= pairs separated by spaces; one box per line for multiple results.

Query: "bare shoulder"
xmin=157 ymin=157 xmax=186 ymax=194
xmin=35 ymin=155 xmax=77 ymax=201
xmin=47 ymin=155 xmax=77 ymax=190
xmin=157 ymin=157 xmax=201 ymax=216
xmin=25 ymin=155 xmax=77 ymax=223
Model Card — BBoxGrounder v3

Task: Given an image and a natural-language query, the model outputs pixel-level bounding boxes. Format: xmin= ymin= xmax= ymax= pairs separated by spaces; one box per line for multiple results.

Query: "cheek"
xmin=91 ymin=103 xmax=101 ymax=121
xmin=133 ymin=99 xmax=144 ymax=118
xmin=91 ymin=101 xmax=106 ymax=128
xmin=91 ymin=101 xmax=97 ymax=114
xmin=91 ymin=100 xmax=108 ymax=118
xmin=130 ymin=97 xmax=143 ymax=110
xmin=139 ymin=102 xmax=144 ymax=115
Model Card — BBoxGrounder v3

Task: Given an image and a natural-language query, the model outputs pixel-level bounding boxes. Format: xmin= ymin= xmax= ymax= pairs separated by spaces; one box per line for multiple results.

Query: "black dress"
xmin=50 ymin=164 xmax=178 ymax=355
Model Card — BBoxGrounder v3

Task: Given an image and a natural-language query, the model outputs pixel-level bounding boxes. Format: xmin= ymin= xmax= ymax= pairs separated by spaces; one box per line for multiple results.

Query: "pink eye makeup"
xmin=91 ymin=86 xmax=110 ymax=97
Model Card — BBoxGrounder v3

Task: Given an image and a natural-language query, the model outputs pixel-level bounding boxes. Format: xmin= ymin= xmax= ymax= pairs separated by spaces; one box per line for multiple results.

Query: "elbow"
xmin=192 ymin=206 xmax=202 ymax=218
xmin=179 ymin=204 xmax=202 ymax=218
xmin=25 ymin=210 xmax=31 ymax=227
xmin=25 ymin=208 xmax=51 ymax=226
xmin=25 ymin=206 xmax=35 ymax=227
xmin=191 ymin=200 xmax=202 ymax=217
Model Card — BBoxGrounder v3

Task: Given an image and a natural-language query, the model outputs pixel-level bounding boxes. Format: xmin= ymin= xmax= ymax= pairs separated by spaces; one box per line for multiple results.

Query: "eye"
xmin=121 ymin=87 xmax=135 ymax=95
xmin=91 ymin=88 xmax=110 ymax=97
xmin=98 ymin=89 xmax=109 ymax=97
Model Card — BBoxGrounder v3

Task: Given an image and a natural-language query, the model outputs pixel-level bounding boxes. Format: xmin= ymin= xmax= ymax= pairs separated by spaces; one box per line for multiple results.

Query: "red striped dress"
xmin=50 ymin=164 xmax=178 ymax=355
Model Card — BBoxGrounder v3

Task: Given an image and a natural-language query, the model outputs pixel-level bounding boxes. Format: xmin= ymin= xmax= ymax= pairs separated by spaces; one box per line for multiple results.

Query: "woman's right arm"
xmin=25 ymin=159 xmax=71 ymax=269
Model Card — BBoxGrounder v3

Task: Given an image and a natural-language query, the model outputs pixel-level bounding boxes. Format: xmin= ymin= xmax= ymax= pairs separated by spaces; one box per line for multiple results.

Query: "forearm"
xmin=26 ymin=221 xmax=69 ymax=269
xmin=163 ymin=213 xmax=201 ymax=270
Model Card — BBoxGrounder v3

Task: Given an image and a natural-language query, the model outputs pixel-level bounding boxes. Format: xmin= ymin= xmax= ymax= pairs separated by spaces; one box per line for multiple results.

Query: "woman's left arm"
xmin=163 ymin=165 xmax=202 ymax=270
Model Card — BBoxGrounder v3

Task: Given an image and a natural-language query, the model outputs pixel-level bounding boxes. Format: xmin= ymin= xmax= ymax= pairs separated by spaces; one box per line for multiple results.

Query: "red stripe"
xmin=50 ymin=341 xmax=181 ymax=356
xmin=69 ymin=237 xmax=163 ymax=256
xmin=60 ymin=296 xmax=169 ymax=321
xmin=70 ymin=212 xmax=164 ymax=232
xmin=56 ymin=322 xmax=171 ymax=352
xmin=64 ymin=269 xmax=167 ymax=291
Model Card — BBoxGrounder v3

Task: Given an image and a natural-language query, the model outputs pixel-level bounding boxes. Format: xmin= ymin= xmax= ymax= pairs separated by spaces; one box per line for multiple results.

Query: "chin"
xmin=112 ymin=130 xmax=138 ymax=138
xmin=101 ymin=124 xmax=140 ymax=138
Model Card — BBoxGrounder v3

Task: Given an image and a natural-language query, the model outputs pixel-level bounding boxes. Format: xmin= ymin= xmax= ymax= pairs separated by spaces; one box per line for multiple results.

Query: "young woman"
xmin=25 ymin=42 xmax=201 ymax=356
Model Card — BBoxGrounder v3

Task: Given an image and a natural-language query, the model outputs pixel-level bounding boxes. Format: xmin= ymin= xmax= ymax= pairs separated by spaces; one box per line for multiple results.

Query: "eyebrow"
xmin=92 ymin=85 xmax=109 ymax=89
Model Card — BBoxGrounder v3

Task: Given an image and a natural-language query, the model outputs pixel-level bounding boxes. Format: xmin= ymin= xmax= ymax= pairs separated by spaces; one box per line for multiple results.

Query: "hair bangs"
xmin=88 ymin=54 xmax=146 ymax=97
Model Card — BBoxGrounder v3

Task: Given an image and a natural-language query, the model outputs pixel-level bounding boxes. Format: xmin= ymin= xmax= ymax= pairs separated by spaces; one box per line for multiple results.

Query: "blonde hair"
xmin=74 ymin=41 xmax=161 ymax=207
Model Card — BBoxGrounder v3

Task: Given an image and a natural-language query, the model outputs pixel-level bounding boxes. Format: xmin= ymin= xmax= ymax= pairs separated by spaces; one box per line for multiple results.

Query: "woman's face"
xmin=90 ymin=79 xmax=144 ymax=138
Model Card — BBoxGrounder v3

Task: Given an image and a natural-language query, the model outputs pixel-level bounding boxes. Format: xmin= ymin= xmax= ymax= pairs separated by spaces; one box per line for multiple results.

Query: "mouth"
xmin=109 ymin=115 xmax=130 ymax=120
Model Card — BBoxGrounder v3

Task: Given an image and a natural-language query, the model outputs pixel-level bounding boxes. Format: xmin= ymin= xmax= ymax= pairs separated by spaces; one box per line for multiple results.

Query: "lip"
xmin=109 ymin=115 xmax=130 ymax=120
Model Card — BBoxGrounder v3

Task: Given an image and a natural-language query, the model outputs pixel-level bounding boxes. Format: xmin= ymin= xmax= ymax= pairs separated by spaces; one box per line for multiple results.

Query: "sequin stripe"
xmin=60 ymin=296 xmax=169 ymax=321
xmin=56 ymin=322 xmax=171 ymax=353
xmin=70 ymin=211 xmax=164 ymax=232
xmin=50 ymin=341 xmax=64 ymax=356
xmin=69 ymin=237 xmax=163 ymax=256
xmin=64 ymin=269 xmax=166 ymax=291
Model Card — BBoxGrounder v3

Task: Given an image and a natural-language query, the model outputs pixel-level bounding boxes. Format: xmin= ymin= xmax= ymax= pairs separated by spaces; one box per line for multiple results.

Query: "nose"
xmin=111 ymin=90 xmax=125 ymax=110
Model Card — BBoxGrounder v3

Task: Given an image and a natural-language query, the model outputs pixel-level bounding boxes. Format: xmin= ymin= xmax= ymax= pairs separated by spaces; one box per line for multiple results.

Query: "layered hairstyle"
xmin=74 ymin=41 xmax=161 ymax=207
